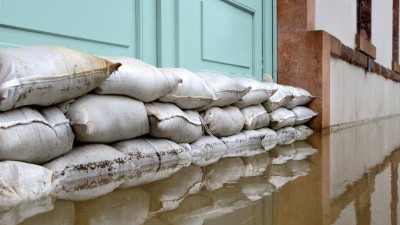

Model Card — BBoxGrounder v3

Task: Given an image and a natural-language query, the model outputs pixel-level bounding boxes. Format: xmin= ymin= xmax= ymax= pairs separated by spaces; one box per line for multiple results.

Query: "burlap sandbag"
xmin=202 ymin=106 xmax=244 ymax=137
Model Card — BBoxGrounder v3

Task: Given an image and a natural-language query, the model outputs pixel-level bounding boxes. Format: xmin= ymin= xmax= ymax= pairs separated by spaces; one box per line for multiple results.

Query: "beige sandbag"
xmin=43 ymin=144 xmax=136 ymax=182
xmin=146 ymin=102 xmax=203 ymax=143
xmin=158 ymin=68 xmax=216 ymax=109
xmin=262 ymin=84 xmax=294 ymax=112
xmin=0 ymin=161 xmax=54 ymax=212
xmin=181 ymin=135 xmax=228 ymax=166
xmin=0 ymin=107 xmax=74 ymax=163
xmin=233 ymin=78 xmax=277 ymax=108
xmin=276 ymin=127 xmax=301 ymax=145
xmin=269 ymin=107 xmax=296 ymax=130
xmin=95 ymin=57 xmax=182 ymax=102
xmin=283 ymin=85 xmax=315 ymax=109
xmin=240 ymin=104 xmax=270 ymax=130
xmin=196 ymin=72 xmax=250 ymax=110
xmin=202 ymin=106 xmax=244 ymax=137
xmin=294 ymin=125 xmax=314 ymax=140
xmin=0 ymin=45 xmax=119 ymax=111
xmin=292 ymin=106 xmax=318 ymax=125
xmin=66 ymin=94 xmax=149 ymax=143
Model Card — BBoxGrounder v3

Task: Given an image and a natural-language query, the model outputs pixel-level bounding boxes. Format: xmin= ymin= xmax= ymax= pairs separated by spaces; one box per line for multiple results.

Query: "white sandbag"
xmin=113 ymin=138 xmax=192 ymax=166
xmin=242 ymin=153 xmax=270 ymax=177
xmin=269 ymin=144 xmax=296 ymax=165
xmin=95 ymin=57 xmax=182 ymax=102
xmin=66 ymin=94 xmax=149 ymax=143
xmin=181 ymin=135 xmax=228 ymax=166
xmin=146 ymin=102 xmax=203 ymax=143
xmin=262 ymin=84 xmax=294 ymax=112
xmin=19 ymin=200 xmax=75 ymax=225
xmin=293 ymin=141 xmax=318 ymax=160
xmin=0 ymin=161 xmax=54 ymax=212
xmin=283 ymin=86 xmax=315 ymax=109
xmin=232 ymin=78 xmax=277 ymax=108
xmin=261 ymin=129 xmax=279 ymax=151
xmin=269 ymin=107 xmax=296 ymax=130
xmin=196 ymin=72 xmax=250 ymax=110
xmin=158 ymin=68 xmax=216 ymax=109
xmin=43 ymin=144 xmax=136 ymax=182
xmin=276 ymin=127 xmax=301 ymax=145
xmin=202 ymin=106 xmax=244 ymax=137
xmin=292 ymin=106 xmax=318 ymax=125
xmin=0 ymin=45 xmax=119 ymax=111
xmin=294 ymin=125 xmax=314 ymax=140
xmin=0 ymin=107 xmax=74 ymax=163
xmin=240 ymin=104 xmax=270 ymax=130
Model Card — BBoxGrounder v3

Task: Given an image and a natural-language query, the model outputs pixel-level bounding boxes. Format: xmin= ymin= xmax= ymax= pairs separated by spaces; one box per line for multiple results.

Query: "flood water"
xmin=5 ymin=116 xmax=400 ymax=225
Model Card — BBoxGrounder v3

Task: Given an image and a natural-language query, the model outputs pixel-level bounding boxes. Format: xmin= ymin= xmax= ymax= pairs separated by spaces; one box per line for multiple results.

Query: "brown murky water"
xmin=7 ymin=116 xmax=400 ymax=225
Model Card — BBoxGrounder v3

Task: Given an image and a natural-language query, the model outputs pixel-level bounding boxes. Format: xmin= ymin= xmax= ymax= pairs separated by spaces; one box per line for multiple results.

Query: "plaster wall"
xmin=315 ymin=0 xmax=356 ymax=48
xmin=371 ymin=0 xmax=393 ymax=68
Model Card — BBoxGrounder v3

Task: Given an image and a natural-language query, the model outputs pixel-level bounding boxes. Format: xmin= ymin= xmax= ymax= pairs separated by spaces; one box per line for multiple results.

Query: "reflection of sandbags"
xmin=0 ymin=161 xmax=54 ymax=212
xmin=204 ymin=158 xmax=245 ymax=191
xmin=0 ymin=45 xmax=118 ymax=111
xmin=74 ymin=188 xmax=150 ymax=225
xmin=0 ymin=107 xmax=74 ymax=163
xmin=292 ymin=106 xmax=318 ymax=125
xmin=144 ymin=165 xmax=203 ymax=214
xmin=276 ymin=127 xmax=300 ymax=145
xmin=146 ymin=102 xmax=202 ymax=143
xmin=294 ymin=125 xmax=314 ymax=140
xmin=0 ymin=196 xmax=54 ymax=225
xmin=233 ymin=78 xmax=277 ymax=108
xmin=182 ymin=135 xmax=228 ymax=166
xmin=283 ymin=86 xmax=315 ymax=109
xmin=269 ymin=144 xmax=296 ymax=165
xmin=262 ymin=84 xmax=294 ymax=112
xmin=43 ymin=144 xmax=136 ymax=182
xmin=158 ymin=68 xmax=216 ymax=109
xmin=240 ymin=104 xmax=270 ymax=130
xmin=66 ymin=94 xmax=149 ymax=143
xmin=202 ymin=106 xmax=244 ymax=137
xmin=242 ymin=153 xmax=270 ymax=177
xmin=95 ymin=57 xmax=182 ymax=102
xmin=144 ymin=218 xmax=169 ymax=225
xmin=287 ymin=160 xmax=312 ymax=177
xmin=19 ymin=200 xmax=75 ymax=225
xmin=293 ymin=141 xmax=318 ymax=160
xmin=237 ymin=176 xmax=276 ymax=201
xmin=196 ymin=72 xmax=250 ymax=110
xmin=266 ymin=163 xmax=293 ymax=189
xmin=269 ymin=107 xmax=296 ymax=130
xmin=113 ymin=138 xmax=192 ymax=166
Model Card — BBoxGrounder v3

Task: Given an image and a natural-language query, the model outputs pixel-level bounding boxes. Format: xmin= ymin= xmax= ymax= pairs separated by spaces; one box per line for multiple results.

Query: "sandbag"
xmin=276 ymin=127 xmax=301 ymax=145
xmin=262 ymin=84 xmax=294 ymax=112
xmin=0 ymin=161 xmax=54 ymax=212
xmin=43 ymin=144 xmax=136 ymax=182
xmin=294 ymin=125 xmax=314 ymax=140
xmin=0 ymin=106 xmax=74 ymax=163
xmin=240 ymin=104 xmax=270 ymax=130
xmin=66 ymin=94 xmax=149 ymax=143
xmin=158 ymin=68 xmax=216 ymax=109
xmin=283 ymin=86 xmax=315 ymax=109
xmin=196 ymin=72 xmax=250 ymax=110
xmin=232 ymin=78 xmax=277 ymax=108
xmin=113 ymin=138 xmax=192 ymax=166
xmin=181 ymin=135 xmax=228 ymax=166
xmin=95 ymin=57 xmax=182 ymax=102
xmin=202 ymin=106 xmax=244 ymax=137
xmin=292 ymin=106 xmax=318 ymax=125
xmin=0 ymin=45 xmax=119 ymax=111
xmin=261 ymin=128 xmax=279 ymax=151
xmin=146 ymin=102 xmax=203 ymax=143
xmin=269 ymin=107 xmax=296 ymax=130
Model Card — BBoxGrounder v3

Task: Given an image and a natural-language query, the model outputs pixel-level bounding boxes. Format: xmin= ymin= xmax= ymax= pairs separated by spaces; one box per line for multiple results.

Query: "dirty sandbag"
xmin=260 ymin=128 xmax=279 ymax=151
xmin=66 ymin=94 xmax=149 ymax=143
xmin=240 ymin=104 xmax=270 ymax=130
xmin=292 ymin=106 xmax=318 ymax=125
xmin=202 ymin=106 xmax=244 ymax=137
xmin=294 ymin=125 xmax=314 ymax=140
xmin=113 ymin=138 xmax=192 ymax=166
xmin=269 ymin=144 xmax=296 ymax=165
xmin=146 ymin=102 xmax=203 ymax=143
xmin=204 ymin=158 xmax=245 ymax=191
xmin=242 ymin=153 xmax=270 ymax=177
xmin=19 ymin=200 xmax=75 ymax=225
xmin=276 ymin=126 xmax=301 ymax=145
xmin=283 ymin=85 xmax=315 ymax=109
xmin=0 ymin=106 xmax=74 ymax=163
xmin=158 ymin=68 xmax=216 ymax=109
xmin=43 ymin=144 xmax=136 ymax=182
xmin=0 ymin=45 xmax=119 ymax=111
xmin=269 ymin=107 xmax=296 ymax=130
xmin=196 ymin=72 xmax=250 ymax=110
xmin=232 ymin=78 xmax=277 ymax=108
xmin=262 ymin=84 xmax=294 ymax=112
xmin=95 ymin=57 xmax=182 ymax=102
xmin=74 ymin=188 xmax=150 ymax=225
xmin=0 ymin=161 xmax=54 ymax=212
xmin=293 ymin=141 xmax=317 ymax=160
xmin=181 ymin=135 xmax=228 ymax=167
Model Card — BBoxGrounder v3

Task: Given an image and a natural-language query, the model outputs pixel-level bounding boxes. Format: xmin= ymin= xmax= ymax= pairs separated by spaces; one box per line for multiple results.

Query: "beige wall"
xmin=372 ymin=0 xmax=393 ymax=68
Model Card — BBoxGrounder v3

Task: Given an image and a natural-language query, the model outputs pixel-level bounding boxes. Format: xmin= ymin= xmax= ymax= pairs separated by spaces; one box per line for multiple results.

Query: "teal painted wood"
xmin=263 ymin=0 xmax=277 ymax=82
